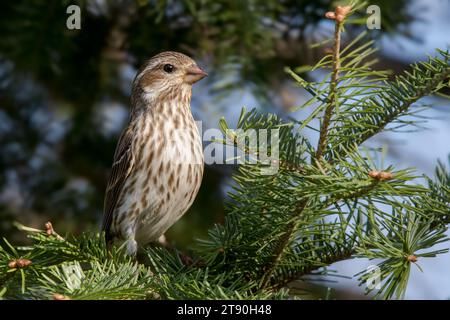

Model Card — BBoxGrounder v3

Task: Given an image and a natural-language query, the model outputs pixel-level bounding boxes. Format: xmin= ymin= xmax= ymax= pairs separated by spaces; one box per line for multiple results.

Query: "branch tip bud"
xmin=8 ymin=258 xmax=32 ymax=269
xmin=326 ymin=5 xmax=352 ymax=23
xmin=45 ymin=221 xmax=54 ymax=236
xmin=368 ymin=170 xmax=394 ymax=181
xmin=53 ymin=294 xmax=71 ymax=300
xmin=325 ymin=12 xmax=336 ymax=20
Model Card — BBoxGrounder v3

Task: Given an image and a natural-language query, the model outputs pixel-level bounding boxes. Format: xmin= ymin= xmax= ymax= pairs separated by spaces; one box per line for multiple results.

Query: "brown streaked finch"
xmin=102 ymin=51 xmax=207 ymax=255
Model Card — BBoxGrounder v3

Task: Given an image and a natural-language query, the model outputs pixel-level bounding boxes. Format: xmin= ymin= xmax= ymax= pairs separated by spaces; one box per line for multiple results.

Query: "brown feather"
xmin=102 ymin=124 xmax=135 ymax=242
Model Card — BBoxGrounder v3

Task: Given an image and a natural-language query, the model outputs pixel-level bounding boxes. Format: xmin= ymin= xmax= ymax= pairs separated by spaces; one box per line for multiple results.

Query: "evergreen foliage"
xmin=0 ymin=0 xmax=418 ymax=245
xmin=1 ymin=3 xmax=449 ymax=300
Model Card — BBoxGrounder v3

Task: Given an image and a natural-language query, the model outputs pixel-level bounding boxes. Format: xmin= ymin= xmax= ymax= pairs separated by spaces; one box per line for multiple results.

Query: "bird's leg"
xmin=126 ymin=238 xmax=138 ymax=256
xmin=124 ymin=224 xmax=138 ymax=256
xmin=122 ymin=222 xmax=138 ymax=256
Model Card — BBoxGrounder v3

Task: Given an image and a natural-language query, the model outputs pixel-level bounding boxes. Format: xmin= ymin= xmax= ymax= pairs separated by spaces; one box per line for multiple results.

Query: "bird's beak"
xmin=185 ymin=65 xmax=208 ymax=84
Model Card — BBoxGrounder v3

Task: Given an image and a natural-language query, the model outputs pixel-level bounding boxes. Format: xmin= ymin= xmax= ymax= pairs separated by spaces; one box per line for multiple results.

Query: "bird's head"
xmin=132 ymin=51 xmax=207 ymax=105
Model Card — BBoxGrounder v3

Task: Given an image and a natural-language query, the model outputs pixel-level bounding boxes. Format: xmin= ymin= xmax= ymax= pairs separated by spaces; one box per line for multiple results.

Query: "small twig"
xmin=14 ymin=221 xmax=65 ymax=241
xmin=315 ymin=6 xmax=351 ymax=160
xmin=223 ymin=131 xmax=307 ymax=175
xmin=322 ymin=180 xmax=380 ymax=208
xmin=259 ymin=5 xmax=352 ymax=290
xmin=260 ymin=200 xmax=308 ymax=288
xmin=268 ymin=249 xmax=355 ymax=291
xmin=353 ymin=67 xmax=450 ymax=149
xmin=45 ymin=222 xmax=64 ymax=241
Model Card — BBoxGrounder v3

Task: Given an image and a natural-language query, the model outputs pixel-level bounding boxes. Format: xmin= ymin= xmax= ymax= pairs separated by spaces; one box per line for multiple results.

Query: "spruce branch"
xmin=229 ymin=45 xmax=449 ymax=297
xmin=356 ymin=65 xmax=450 ymax=145
xmin=315 ymin=6 xmax=350 ymax=160
xmin=360 ymin=67 xmax=448 ymax=144
xmin=259 ymin=5 xmax=353 ymax=289
xmin=260 ymin=200 xmax=308 ymax=288
xmin=269 ymin=249 xmax=355 ymax=291
xmin=329 ymin=49 xmax=450 ymax=158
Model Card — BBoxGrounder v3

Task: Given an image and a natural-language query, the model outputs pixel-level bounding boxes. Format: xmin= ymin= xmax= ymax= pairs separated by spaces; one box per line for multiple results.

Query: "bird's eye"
xmin=163 ymin=64 xmax=175 ymax=73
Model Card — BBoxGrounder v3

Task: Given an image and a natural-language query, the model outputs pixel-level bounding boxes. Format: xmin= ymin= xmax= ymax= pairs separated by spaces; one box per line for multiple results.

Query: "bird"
xmin=102 ymin=51 xmax=207 ymax=255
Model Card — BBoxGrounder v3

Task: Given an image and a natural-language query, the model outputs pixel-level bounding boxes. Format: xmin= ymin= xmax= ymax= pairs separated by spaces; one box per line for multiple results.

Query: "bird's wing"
xmin=102 ymin=125 xmax=135 ymax=241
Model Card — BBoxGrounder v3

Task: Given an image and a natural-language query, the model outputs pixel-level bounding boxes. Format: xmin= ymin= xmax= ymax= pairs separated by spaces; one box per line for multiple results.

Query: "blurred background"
xmin=0 ymin=0 xmax=449 ymax=299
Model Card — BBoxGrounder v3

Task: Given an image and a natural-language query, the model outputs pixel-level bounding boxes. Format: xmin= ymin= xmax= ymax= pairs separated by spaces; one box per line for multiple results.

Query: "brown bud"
xmin=368 ymin=170 xmax=380 ymax=179
xmin=326 ymin=5 xmax=352 ymax=23
xmin=16 ymin=258 xmax=32 ymax=268
xmin=45 ymin=221 xmax=54 ymax=236
xmin=218 ymin=248 xmax=224 ymax=253
xmin=336 ymin=5 xmax=352 ymax=17
xmin=369 ymin=170 xmax=394 ymax=181
xmin=53 ymin=293 xmax=71 ymax=300
xmin=335 ymin=14 xmax=344 ymax=22
xmin=335 ymin=6 xmax=352 ymax=22
xmin=8 ymin=258 xmax=31 ymax=269
xmin=407 ymin=255 xmax=418 ymax=263
xmin=325 ymin=12 xmax=336 ymax=20
xmin=378 ymin=172 xmax=394 ymax=181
